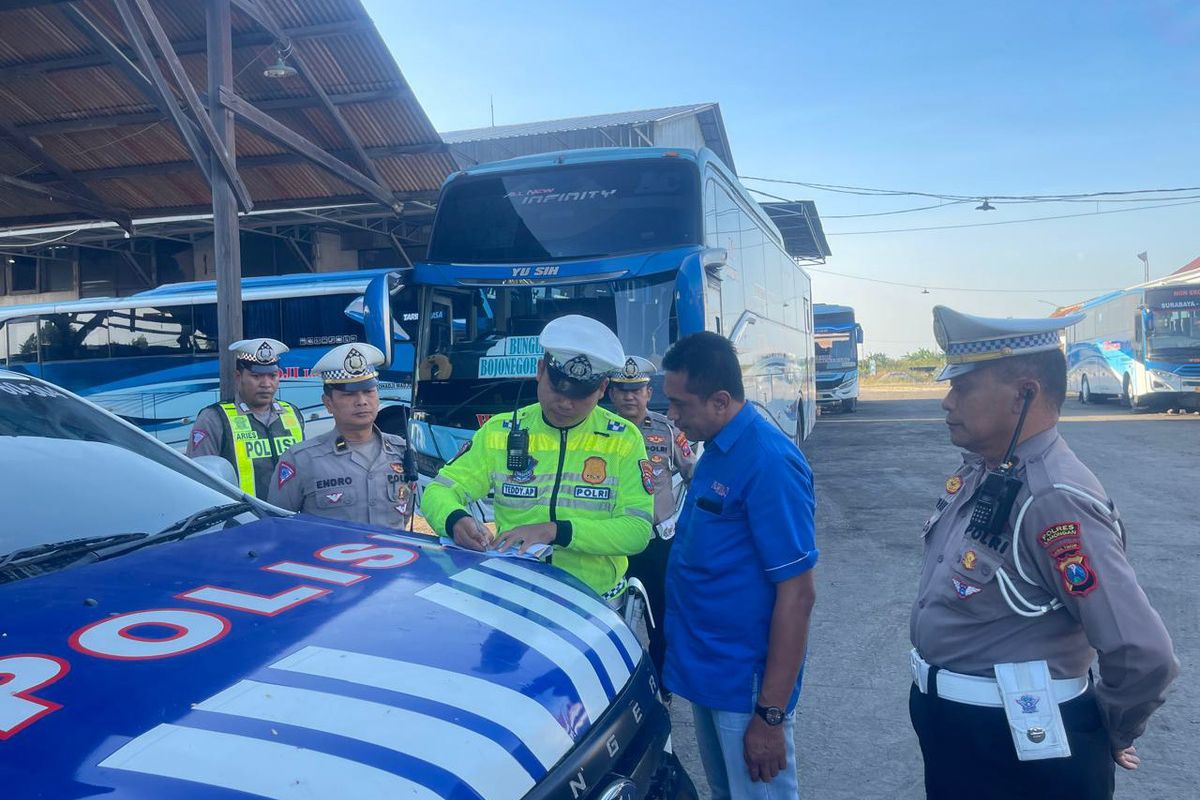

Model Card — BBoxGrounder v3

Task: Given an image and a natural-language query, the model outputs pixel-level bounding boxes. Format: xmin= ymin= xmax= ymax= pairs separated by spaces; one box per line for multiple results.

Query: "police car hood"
xmin=0 ymin=515 xmax=646 ymax=799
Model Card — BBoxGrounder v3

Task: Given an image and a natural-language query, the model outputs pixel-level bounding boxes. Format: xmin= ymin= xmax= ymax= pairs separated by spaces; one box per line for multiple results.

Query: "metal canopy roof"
xmin=441 ymin=103 xmax=737 ymax=173
xmin=759 ymin=200 xmax=832 ymax=262
xmin=0 ymin=0 xmax=456 ymax=230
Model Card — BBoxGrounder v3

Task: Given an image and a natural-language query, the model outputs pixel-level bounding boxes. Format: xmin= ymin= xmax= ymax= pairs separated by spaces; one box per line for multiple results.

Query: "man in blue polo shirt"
xmin=661 ymin=332 xmax=818 ymax=799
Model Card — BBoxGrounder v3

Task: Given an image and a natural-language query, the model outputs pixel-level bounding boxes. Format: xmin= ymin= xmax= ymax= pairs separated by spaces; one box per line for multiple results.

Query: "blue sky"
xmin=364 ymin=0 xmax=1200 ymax=354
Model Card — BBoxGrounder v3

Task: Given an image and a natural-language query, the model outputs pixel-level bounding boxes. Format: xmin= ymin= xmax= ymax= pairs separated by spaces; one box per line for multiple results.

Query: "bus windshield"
xmin=1149 ymin=307 xmax=1200 ymax=355
xmin=427 ymin=159 xmax=701 ymax=264
xmin=414 ymin=274 xmax=676 ymax=432
xmin=815 ymin=332 xmax=857 ymax=369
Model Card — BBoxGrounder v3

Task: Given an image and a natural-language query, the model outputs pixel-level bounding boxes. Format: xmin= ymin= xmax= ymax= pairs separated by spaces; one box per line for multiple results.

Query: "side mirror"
xmin=193 ymin=455 xmax=239 ymax=487
xmin=856 ymin=324 xmax=864 ymax=344
xmin=1142 ymin=308 xmax=1154 ymax=333
xmin=363 ymin=272 xmax=406 ymax=368
xmin=702 ymin=247 xmax=728 ymax=275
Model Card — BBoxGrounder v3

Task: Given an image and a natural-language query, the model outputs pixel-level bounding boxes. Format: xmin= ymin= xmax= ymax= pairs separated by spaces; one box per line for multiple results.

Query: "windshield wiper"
xmin=124 ymin=501 xmax=257 ymax=551
xmin=0 ymin=533 xmax=150 ymax=570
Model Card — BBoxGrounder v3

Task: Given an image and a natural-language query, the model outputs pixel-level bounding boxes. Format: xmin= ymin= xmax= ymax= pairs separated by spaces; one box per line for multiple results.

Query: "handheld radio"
xmin=506 ymin=382 xmax=529 ymax=472
xmin=966 ymin=388 xmax=1035 ymax=542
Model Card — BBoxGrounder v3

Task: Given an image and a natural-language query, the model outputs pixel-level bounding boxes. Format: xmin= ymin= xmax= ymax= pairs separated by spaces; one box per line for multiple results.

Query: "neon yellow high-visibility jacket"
xmin=422 ymin=402 xmax=654 ymax=596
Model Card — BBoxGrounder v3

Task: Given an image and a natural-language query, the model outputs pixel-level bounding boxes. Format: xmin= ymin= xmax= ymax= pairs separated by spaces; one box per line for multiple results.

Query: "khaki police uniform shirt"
xmin=639 ymin=410 xmax=697 ymax=524
xmin=910 ymin=426 xmax=1178 ymax=749
xmin=266 ymin=427 xmax=413 ymax=529
xmin=186 ymin=398 xmax=302 ymax=498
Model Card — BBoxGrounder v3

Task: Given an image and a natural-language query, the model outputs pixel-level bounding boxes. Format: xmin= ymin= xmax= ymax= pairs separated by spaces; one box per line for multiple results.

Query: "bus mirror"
xmin=702 ymin=247 xmax=728 ymax=275
xmin=856 ymin=325 xmax=864 ymax=344
xmin=1142 ymin=308 xmax=1154 ymax=333
xmin=363 ymin=271 xmax=405 ymax=368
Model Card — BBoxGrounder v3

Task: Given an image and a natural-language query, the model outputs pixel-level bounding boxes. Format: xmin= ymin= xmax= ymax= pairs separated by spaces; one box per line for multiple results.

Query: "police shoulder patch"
xmin=190 ymin=429 xmax=208 ymax=447
xmin=1038 ymin=522 xmax=1081 ymax=549
xmin=639 ymin=459 xmax=654 ymax=494
xmin=277 ymin=461 xmax=296 ymax=488
xmin=674 ymin=431 xmax=693 ymax=458
xmin=606 ymin=419 xmax=627 ymax=433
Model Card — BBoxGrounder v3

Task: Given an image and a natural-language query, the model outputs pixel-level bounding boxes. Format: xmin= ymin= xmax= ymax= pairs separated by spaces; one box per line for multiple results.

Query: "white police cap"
xmin=610 ymin=355 xmax=657 ymax=387
xmin=933 ymin=305 xmax=1084 ymax=381
xmin=229 ymin=337 xmax=287 ymax=374
xmin=313 ymin=343 xmax=385 ymax=391
xmin=539 ymin=315 xmax=625 ymax=395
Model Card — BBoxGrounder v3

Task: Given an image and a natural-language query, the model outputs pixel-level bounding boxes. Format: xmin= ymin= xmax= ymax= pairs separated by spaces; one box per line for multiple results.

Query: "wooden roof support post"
xmin=207 ymin=0 xmax=244 ymax=402
xmin=219 ymin=88 xmax=405 ymax=215
xmin=128 ymin=0 xmax=253 ymax=214
xmin=111 ymin=0 xmax=214 ymax=187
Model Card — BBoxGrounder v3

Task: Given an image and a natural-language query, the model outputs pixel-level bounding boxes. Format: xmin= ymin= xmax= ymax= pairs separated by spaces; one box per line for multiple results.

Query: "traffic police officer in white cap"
xmin=187 ymin=337 xmax=304 ymax=499
xmin=422 ymin=315 xmax=654 ymax=600
xmin=267 ymin=343 xmax=413 ymax=528
xmin=910 ymin=306 xmax=1178 ymax=800
xmin=608 ymin=354 xmax=696 ymax=679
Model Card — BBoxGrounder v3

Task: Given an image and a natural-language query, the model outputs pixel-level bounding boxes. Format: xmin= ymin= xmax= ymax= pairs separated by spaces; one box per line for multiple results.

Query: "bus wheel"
xmin=1123 ymin=375 xmax=1146 ymax=412
xmin=841 ymin=398 xmax=857 ymax=413
xmin=1080 ymin=376 xmax=1091 ymax=405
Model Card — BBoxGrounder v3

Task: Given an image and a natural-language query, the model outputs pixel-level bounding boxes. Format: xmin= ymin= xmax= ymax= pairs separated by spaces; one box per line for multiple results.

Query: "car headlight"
xmin=1150 ymin=369 xmax=1179 ymax=388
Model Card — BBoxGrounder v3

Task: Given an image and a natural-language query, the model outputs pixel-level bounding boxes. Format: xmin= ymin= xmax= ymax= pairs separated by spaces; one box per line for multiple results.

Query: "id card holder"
xmin=993 ymin=661 xmax=1072 ymax=761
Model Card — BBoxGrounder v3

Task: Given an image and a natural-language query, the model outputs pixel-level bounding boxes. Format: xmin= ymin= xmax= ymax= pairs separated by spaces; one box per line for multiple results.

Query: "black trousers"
xmin=626 ymin=532 xmax=673 ymax=681
xmin=909 ymin=678 xmax=1115 ymax=800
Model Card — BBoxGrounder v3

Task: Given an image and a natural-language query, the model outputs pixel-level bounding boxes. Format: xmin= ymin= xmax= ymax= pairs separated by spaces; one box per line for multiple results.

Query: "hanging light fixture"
xmin=263 ymin=43 xmax=297 ymax=79
xmin=975 ymin=198 xmax=995 ymax=211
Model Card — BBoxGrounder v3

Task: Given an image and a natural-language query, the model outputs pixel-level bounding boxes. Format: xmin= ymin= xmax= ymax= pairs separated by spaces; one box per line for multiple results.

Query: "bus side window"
xmin=192 ymin=304 xmax=218 ymax=353
xmin=4 ymin=318 xmax=39 ymax=365
xmin=37 ymin=312 xmax=110 ymax=361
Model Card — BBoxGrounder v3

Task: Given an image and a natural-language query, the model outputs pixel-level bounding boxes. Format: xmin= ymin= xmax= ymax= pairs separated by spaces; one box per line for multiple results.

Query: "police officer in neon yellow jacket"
xmin=422 ymin=315 xmax=654 ymax=599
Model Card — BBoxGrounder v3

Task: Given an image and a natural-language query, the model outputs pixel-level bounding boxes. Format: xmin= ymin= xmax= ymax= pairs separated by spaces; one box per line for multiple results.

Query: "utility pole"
xmin=208 ymin=0 xmax=242 ymax=400
xmin=1137 ymin=251 xmax=1150 ymax=285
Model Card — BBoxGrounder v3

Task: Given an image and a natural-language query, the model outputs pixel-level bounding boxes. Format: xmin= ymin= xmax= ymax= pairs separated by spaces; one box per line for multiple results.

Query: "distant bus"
xmin=0 ymin=269 xmax=417 ymax=448
xmin=1059 ymin=278 xmax=1200 ymax=410
xmin=393 ymin=146 xmax=816 ymax=474
xmin=813 ymin=303 xmax=863 ymax=413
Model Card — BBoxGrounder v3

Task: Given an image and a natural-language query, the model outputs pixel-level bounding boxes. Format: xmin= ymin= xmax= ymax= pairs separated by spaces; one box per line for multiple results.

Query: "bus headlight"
xmin=1149 ymin=369 xmax=1180 ymax=390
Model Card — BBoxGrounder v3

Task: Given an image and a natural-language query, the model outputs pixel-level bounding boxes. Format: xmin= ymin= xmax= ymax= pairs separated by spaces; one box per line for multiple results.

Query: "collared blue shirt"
xmin=664 ymin=404 xmax=818 ymax=713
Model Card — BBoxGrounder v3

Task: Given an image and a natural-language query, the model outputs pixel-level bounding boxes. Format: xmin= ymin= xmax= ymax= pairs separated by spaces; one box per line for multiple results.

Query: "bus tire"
xmin=1123 ymin=375 xmax=1146 ymax=412
xmin=841 ymin=398 xmax=857 ymax=413
xmin=1079 ymin=376 xmax=1091 ymax=405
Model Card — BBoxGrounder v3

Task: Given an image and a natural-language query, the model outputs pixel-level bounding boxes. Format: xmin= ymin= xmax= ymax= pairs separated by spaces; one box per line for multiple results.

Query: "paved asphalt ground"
xmin=666 ymin=389 xmax=1198 ymax=800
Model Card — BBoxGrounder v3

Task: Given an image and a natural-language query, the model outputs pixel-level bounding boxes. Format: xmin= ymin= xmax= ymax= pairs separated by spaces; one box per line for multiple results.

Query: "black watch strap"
xmin=755 ymin=703 xmax=785 ymax=726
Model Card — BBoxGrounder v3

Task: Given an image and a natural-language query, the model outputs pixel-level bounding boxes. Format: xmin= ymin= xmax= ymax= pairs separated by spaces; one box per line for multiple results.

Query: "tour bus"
xmin=813 ymin=303 xmax=863 ymax=413
xmin=401 ymin=147 xmax=816 ymax=474
xmin=1059 ymin=275 xmax=1200 ymax=410
xmin=0 ymin=268 xmax=418 ymax=448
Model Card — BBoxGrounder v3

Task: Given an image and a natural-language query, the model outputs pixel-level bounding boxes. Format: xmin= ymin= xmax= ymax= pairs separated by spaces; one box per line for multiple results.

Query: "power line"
xmin=740 ymin=175 xmax=1200 ymax=203
xmin=825 ymin=199 xmax=1200 ymax=236
xmin=808 ymin=266 xmax=1117 ymax=295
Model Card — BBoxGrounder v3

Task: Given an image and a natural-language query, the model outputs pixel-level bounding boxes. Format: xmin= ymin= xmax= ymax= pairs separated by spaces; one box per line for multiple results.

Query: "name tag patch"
xmin=574 ymin=485 xmax=612 ymax=500
xmin=501 ymin=483 xmax=538 ymax=498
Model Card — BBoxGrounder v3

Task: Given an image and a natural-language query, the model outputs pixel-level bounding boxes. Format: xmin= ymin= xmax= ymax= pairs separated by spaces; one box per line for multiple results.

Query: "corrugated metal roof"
xmin=0 ymin=0 xmax=455 ymax=228
xmin=760 ymin=201 xmax=833 ymax=261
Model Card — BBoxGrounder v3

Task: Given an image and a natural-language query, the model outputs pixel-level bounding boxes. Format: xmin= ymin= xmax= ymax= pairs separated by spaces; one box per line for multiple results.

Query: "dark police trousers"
xmin=626 ymin=532 xmax=672 ymax=682
xmin=909 ymin=671 xmax=1115 ymax=800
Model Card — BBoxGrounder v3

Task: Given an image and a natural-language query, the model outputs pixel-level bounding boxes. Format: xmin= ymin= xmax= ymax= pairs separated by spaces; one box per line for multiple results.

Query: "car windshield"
xmin=1148 ymin=307 xmax=1200 ymax=355
xmin=0 ymin=374 xmax=254 ymax=576
xmin=427 ymin=159 xmax=701 ymax=263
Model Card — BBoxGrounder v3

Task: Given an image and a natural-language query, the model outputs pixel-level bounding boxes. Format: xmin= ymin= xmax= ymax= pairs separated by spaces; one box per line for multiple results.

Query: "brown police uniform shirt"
xmin=186 ymin=398 xmax=303 ymax=499
xmin=910 ymin=426 xmax=1179 ymax=749
xmin=639 ymin=410 xmax=697 ymax=525
xmin=267 ymin=427 xmax=413 ymax=529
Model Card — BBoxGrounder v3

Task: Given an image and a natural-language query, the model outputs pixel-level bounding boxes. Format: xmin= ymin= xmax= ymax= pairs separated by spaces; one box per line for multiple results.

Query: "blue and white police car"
xmin=0 ymin=368 xmax=693 ymax=800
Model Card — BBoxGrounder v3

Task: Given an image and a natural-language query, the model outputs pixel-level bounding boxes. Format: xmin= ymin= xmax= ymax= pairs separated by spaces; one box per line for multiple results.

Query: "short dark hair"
xmin=662 ymin=332 xmax=745 ymax=401
xmin=992 ymin=349 xmax=1067 ymax=410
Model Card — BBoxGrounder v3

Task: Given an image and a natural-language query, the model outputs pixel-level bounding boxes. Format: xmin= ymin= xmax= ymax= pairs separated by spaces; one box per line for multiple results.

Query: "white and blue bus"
xmin=813 ymin=303 xmax=863 ymax=413
xmin=393 ymin=146 xmax=816 ymax=473
xmin=1061 ymin=276 xmax=1200 ymax=410
xmin=0 ymin=269 xmax=417 ymax=448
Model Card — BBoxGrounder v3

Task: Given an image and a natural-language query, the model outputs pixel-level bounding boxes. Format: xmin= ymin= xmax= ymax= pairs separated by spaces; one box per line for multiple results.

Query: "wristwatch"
xmin=755 ymin=703 xmax=785 ymax=726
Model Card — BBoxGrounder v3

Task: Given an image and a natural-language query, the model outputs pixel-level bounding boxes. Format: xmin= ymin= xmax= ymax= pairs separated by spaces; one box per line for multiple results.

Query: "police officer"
xmin=422 ymin=315 xmax=654 ymax=600
xmin=267 ymin=343 xmax=413 ymax=528
xmin=187 ymin=338 xmax=304 ymax=499
xmin=910 ymin=306 xmax=1179 ymax=800
xmin=608 ymin=355 xmax=696 ymax=679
